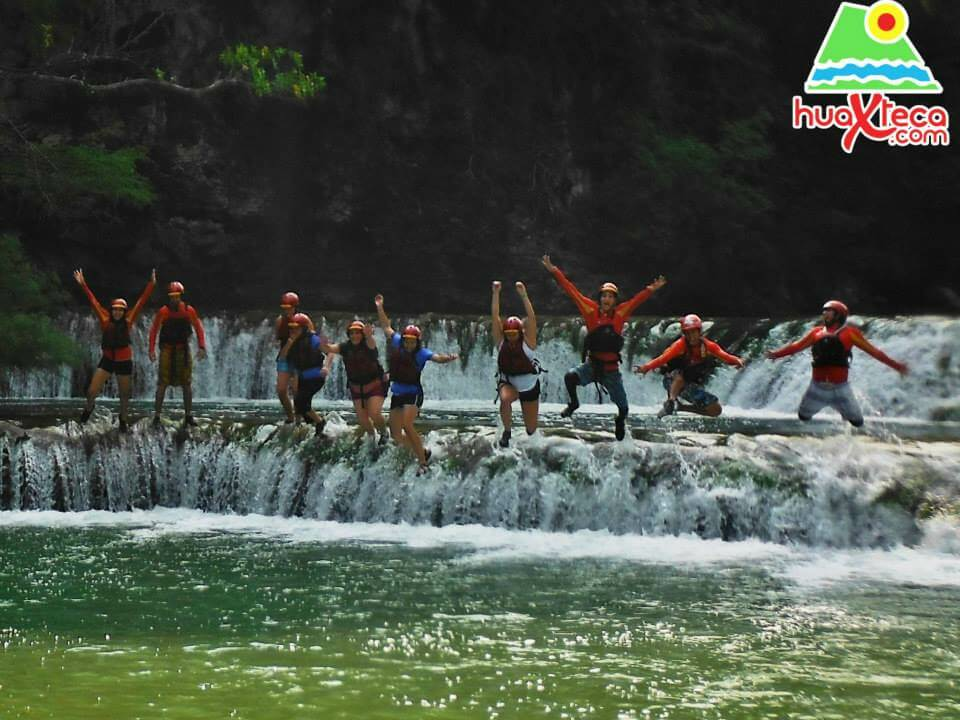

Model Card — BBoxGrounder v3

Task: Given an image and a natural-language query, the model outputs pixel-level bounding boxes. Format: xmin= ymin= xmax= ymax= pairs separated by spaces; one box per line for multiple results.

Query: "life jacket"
xmin=288 ymin=331 xmax=326 ymax=372
xmin=158 ymin=303 xmax=194 ymax=346
xmin=341 ymin=340 xmax=384 ymax=384
xmin=812 ymin=329 xmax=851 ymax=368
xmin=663 ymin=338 xmax=715 ymax=385
xmin=388 ymin=342 xmax=422 ymax=386
xmin=498 ymin=340 xmax=537 ymax=376
xmin=583 ymin=323 xmax=624 ymax=365
xmin=101 ymin=317 xmax=130 ymax=350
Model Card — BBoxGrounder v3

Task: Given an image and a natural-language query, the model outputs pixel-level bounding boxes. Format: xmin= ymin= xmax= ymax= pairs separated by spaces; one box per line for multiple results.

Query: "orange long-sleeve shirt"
xmin=640 ymin=337 xmax=742 ymax=374
xmin=149 ymin=303 xmax=207 ymax=353
xmin=768 ymin=324 xmax=906 ymax=383
xmin=80 ymin=279 xmax=155 ymax=361
xmin=550 ymin=267 xmax=653 ymax=334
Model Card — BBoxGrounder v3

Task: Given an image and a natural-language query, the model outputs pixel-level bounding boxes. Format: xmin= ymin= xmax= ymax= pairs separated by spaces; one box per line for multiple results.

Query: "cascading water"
xmin=3 ymin=312 xmax=959 ymax=420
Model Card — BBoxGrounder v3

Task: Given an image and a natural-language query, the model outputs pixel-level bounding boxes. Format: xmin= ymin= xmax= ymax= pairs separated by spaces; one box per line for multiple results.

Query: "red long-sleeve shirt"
xmin=550 ymin=267 xmax=653 ymax=334
xmin=80 ymin=279 xmax=155 ymax=361
xmin=149 ymin=303 xmax=207 ymax=353
xmin=640 ymin=337 xmax=742 ymax=374
xmin=768 ymin=324 xmax=906 ymax=383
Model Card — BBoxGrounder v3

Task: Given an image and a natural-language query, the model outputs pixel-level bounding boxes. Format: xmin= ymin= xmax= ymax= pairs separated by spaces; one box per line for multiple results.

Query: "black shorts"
xmin=294 ymin=376 xmax=326 ymax=415
xmin=98 ymin=356 xmax=133 ymax=376
xmin=390 ymin=391 xmax=424 ymax=411
xmin=518 ymin=380 xmax=541 ymax=403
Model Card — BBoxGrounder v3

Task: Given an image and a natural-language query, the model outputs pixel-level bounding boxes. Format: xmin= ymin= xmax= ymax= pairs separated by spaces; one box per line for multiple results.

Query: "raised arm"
xmin=491 ymin=281 xmax=503 ymax=346
xmin=128 ymin=269 xmax=157 ymax=324
xmin=363 ymin=323 xmax=377 ymax=350
xmin=849 ymin=327 xmax=908 ymax=375
xmin=635 ymin=339 xmax=685 ymax=374
xmin=374 ymin=294 xmax=394 ymax=339
xmin=73 ymin=268 xmax=108 ymax=324
xmin=766 ymin=327 xmax=819 ymax=360
xmin=516 ymin=281 xmax=537 ymax=349
xmin=616 ymin=275 xmax=667 ymax=320
xmin=542 ymin=254 xmax=595 ymax=319
xmin=704 ymin=339 xmax=745 ymax=368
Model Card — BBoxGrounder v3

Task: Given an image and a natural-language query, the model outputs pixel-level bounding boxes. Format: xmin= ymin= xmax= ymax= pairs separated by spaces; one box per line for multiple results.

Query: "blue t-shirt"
xmin=389 ymin=332 xmax=434 ymax=396
xmin=299 ymin=334 xmax=328 ymax=380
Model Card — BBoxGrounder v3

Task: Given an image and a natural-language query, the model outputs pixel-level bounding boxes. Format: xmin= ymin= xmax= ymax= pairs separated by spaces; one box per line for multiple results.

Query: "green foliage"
xmin=219 ymin=44 xmax=326 ymax=100
xmin=0 ymin=143 xmax=156 ymax=209
xmin=0 ymin=234 xmax=81 ymax=368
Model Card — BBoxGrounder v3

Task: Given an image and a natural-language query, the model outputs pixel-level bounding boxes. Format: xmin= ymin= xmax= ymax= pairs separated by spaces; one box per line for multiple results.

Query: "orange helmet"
xmin=599 ymin=282 xmax=619 ymax=296
xmin=110 ymin=298 xmax=128 ymax=310
xmin=402 ymin=324 xmax=421 ymax=339
xmin=347 ymin=320 xmax=365 ymax=333
xmin=281 ymin=291 xmax=300 ymax=307
xmin=680 ymin=314 xmax=703 ymax=331
xmin=289 ymin=312 xmax=311 ymax=328
xmin=822 ymin=300 xmax=849 ymax=318
xmin=503 ymin=316 xmax=523 ymax=334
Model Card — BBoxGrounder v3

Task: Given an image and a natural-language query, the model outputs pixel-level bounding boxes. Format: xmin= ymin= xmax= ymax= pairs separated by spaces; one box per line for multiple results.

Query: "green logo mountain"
xmin=805 ymin=1 xmax=942 ymax=94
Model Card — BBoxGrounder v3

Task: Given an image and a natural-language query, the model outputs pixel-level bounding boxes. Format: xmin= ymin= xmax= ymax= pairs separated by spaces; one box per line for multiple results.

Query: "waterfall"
xmin=3 ymin=419 xmax=957 ymax=549
xmin=2 ymin=313 xmax=958 ymax=420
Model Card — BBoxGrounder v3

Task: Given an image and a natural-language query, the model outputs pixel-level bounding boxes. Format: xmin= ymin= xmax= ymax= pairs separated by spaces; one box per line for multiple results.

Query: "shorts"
xmin=159 ymin=345 xmax=192 ymax=387
xmin=570 ymin=362 xmax=628 ymax=414
xmin=662 ymin=372 xmax=718 ymax=409
xmin=500 ymin=379 xmax=541 ymax=403
xmin=349 ymin=375 xmax=389 ymax=403
xmin=294 ymin=376 xmax=326 ymax=416
xmin=797 ymin=380 xmax=864 ymax=426
xmin=98 ymin=356 xmax=133 ymax=376
xmin=390 ymin=390 xmax=424 ymax=411
xmin=276 ymin=358 xmax=292 ymax=374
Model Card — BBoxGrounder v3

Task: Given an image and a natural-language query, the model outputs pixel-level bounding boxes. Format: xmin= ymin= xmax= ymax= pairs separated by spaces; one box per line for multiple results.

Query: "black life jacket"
xmin=341 ymin=340 xmax=384 ymax=384
xmin=288 ymin=331 xmax=326 ymax=372
xmin=158 ymin=303 xmax=194 ymax=345
xmin=812 ymin=330 xmax=851 ymax=368
xmin=498 ymin=340 xmax=537 ymax=376
xmin=583 ymin=323 xmax=624 ymax=362
xmin=663 ymin=338 xmax=715 ymax=385
xmin=101 ymin=318 xmax=130 ymax=350
xmin=388 ymin=343 xmax=422 ymax=386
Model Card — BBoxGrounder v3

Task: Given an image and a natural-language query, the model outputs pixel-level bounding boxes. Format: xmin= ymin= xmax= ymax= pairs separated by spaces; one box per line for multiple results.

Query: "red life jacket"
xmin=341 ymin=340 xmax=384 ymax=384
xmin=388 ymin=344 xmax=422 ymax=385
xmin=159 ymin=302 xmax=194 ymax=346
xmin=101 ymin=318 xmax=131 ymax=351
xmin=498 ymin=340 xmax=536 ymax=376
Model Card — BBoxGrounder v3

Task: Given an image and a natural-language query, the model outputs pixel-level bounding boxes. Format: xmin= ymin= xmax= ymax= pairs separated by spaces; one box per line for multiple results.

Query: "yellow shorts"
xmin=159 ymin=345 xmax=192 ymax=387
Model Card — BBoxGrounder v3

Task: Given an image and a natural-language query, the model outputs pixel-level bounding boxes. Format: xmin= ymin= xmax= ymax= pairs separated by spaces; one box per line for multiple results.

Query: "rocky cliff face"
xmin=2 ymin=0 xmax=958 ymax=315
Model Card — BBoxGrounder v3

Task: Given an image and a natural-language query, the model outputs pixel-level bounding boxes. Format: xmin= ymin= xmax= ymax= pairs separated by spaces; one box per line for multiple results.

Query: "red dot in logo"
xmin=878 ymin=12 xmax=896 ymax=32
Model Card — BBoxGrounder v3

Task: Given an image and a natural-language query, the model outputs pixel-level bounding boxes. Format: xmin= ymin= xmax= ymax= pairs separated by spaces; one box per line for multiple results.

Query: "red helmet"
xmin=503 ymin=316 xmax=523 ymax=333
xmin=401 ymin=324 xmax=421 ymax=339
xmin=599 ymin=282 xmax=619 ymax=296
xmin=347 ymin=320 xmax=365 ymax=333
xmin=289 ymin=312 xmax=311 ymax=328
xmin=167 ymin=281 xmax=185 ymax=295
xmin=681 ymin=313 xmax=703 ymax=331
xmin=281 ymin=291 xmax=300 ymax=307
xmin=822 ymin=300 xmax=849 ymax=318
xmin=110 ymin=298 xmax=128 ymax=310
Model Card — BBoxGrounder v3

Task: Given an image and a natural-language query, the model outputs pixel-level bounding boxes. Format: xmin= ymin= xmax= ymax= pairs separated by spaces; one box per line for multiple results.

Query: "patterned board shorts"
xmin=159 ymin=345 xmax=192 ymax=387
xmin=662 ymin=372 xmax=718 ymax=408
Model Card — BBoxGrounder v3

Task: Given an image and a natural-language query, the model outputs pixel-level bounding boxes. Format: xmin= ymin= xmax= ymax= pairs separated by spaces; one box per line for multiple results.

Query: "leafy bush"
xmin=219 ymin=44 xmax=326 ymax=99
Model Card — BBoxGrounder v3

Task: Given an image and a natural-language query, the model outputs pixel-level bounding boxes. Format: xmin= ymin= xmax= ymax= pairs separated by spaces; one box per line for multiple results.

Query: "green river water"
xmin=1 ymin=515 xmax=958 ymax=719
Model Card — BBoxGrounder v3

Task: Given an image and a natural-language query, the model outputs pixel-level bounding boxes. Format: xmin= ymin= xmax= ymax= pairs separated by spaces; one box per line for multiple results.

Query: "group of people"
xmin=76 ymin=257 xmax=909 ymax=471
xmin=75 ymin=268 xmax=207 ymax=433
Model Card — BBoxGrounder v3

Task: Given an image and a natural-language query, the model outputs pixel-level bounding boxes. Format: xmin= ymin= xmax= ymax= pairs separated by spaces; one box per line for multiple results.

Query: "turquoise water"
xmin=2 ymin=513 xmax=958 ymax=719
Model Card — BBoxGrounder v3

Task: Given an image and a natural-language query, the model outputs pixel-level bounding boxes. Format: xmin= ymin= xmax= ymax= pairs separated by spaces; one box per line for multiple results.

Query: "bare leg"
xmin=277 ymin=371 xmax=295 ymax=421
xmin=84 ymin=368 xmax=111 ymax=412
xmin=116 ymin=375 xmax=132 ymax=423
xmin=154 ymin=383 xmax=168 ymax=415
xmin=389 ymin=408 xmax=406 ymax=446
xmin=353 ymin=399 xmax=375 ymax=435
xmin=184 ymin=385 xmax=193 ymax=416
xmin=668 ymin=373 xmax=685 ymax=401
xmin=520 ymin=399 xmax=540 ymax=434
xmin=677 ymin=402 xmax=722 ymax=417
xmin=403 ymin=405 xmax=426 ymax=465
xmin=367 ymin=395 xmax=387 ymax=436
xmin=499 ymin=385 xmax=518 ymax=432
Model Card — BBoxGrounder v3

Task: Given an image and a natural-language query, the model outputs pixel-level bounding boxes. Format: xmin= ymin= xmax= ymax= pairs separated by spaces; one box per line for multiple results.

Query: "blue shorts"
xmin=662 ymin=373 xmax=718 ymax=409
xmin=277 ymin=358 xmax=292 ymax=374
xmin=570 ymin=362 xmax=628 ymax=415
